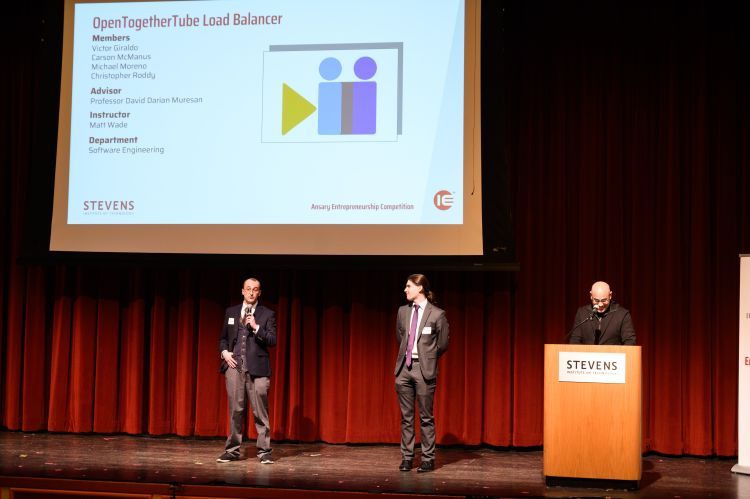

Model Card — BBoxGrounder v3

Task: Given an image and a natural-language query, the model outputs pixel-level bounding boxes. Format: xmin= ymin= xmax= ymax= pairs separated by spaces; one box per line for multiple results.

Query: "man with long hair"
xmin=394 ymin=274 xmax=450 ymax=472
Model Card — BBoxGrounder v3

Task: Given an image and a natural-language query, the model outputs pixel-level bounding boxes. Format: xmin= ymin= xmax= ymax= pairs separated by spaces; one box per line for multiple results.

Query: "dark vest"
xmin=232 ymin=307 xmax=253 ymax=373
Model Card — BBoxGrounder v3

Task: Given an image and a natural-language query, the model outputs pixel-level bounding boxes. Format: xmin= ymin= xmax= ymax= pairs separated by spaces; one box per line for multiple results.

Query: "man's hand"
xmin=244 ymin=313 xmax=258 ymax=333
xmin=222 ymin=350 xmax=237 ymax=369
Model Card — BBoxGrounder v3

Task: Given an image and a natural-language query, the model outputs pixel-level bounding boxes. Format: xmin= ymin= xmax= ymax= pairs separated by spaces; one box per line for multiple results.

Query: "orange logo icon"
xmin=433 ymin=190 xmax=453 ymax=210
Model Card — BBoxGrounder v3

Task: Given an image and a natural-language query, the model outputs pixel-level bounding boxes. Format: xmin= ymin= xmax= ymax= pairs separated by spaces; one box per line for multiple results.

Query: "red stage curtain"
xmin=2 ymin=2 xmax=748 ymax=456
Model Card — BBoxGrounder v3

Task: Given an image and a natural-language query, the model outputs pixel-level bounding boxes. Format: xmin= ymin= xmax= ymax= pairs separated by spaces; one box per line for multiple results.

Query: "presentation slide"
xmin=51 ymin=0 xmax=483 ymax=255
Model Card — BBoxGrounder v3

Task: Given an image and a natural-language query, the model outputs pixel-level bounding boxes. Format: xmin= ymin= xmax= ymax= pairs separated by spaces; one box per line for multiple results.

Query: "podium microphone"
xmin=565 ymin=308 xmax=596 ymax=341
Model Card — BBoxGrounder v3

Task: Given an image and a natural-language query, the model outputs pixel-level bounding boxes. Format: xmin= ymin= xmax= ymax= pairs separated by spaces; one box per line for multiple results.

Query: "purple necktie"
xmin=406 ymin=304 xmax=419 ymax=368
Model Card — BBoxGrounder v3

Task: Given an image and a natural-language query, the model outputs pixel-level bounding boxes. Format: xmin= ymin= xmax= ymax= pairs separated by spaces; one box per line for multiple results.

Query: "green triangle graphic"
xmin=282 ymin=83 xmax=316 ymax=135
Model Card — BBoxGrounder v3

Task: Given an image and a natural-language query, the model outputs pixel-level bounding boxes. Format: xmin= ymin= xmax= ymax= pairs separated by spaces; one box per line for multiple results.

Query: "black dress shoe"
xmin=399 ymin=459 xmax=413 ymax=471
xmin=417 ymin=460 xmax=434 ymax=473
xmin=216 ymin=452 xmax=239 ymax=463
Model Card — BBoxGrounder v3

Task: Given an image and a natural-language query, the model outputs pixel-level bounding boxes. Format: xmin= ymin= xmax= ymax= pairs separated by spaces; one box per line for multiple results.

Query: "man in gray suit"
xmin=394 ymin=274 xmax=449 ymax=473
xmin=217 ymin=277 xmax=277 ymax=464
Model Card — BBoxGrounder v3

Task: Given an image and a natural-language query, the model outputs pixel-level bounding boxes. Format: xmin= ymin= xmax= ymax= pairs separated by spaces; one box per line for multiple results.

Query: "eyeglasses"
xmin=591 ymin=298 xmax=610 ymax=304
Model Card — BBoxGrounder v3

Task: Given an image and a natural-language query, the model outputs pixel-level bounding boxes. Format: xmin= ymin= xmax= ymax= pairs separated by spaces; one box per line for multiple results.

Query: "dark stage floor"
xmin=0 ymin=431 xmax=747 ymax=498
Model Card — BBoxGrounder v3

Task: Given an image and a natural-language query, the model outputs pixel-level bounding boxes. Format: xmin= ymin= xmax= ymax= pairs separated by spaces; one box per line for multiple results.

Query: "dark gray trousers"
xmin=395 ymin=361 xmax=437 ymax=461
xmin=224 ymin=368 xmax=272 ymax=460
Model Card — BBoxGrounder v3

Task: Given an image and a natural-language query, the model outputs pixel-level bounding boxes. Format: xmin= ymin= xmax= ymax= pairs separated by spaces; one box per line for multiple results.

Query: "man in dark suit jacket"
xmin=569 ymin=281 xmax=636 ymax=345
xmin=394 ymin=274 xmax=449 ymax=473
xmin=217 ymin=277 xmax=277 ymax=464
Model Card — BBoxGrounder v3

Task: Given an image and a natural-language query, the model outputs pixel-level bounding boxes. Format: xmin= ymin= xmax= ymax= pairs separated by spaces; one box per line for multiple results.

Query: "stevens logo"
xmin=558 ymin=352 xmax=626 ymax=384
xmin=83 ymin=200 xmax=135 ymax=211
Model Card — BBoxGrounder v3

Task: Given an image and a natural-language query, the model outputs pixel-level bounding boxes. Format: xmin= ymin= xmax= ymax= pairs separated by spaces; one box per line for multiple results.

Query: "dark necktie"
xmin=406 ymin=304 xmax=419 ymax=368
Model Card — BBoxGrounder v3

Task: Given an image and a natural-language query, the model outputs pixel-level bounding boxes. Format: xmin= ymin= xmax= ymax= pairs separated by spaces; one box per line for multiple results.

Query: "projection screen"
xmin=50 ymin=0 xmax=483 ymax=255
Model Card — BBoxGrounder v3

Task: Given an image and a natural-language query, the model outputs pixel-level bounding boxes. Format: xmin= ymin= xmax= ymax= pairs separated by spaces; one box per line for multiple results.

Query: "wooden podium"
xmin=544 ymin=344 xmax=642 ymax=486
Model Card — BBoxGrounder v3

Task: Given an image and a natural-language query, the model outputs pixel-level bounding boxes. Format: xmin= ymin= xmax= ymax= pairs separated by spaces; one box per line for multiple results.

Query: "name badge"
xmin=228 ymin=318 xmax=235 ymax=325
xmin=422 ymin=326 xmax=432 ymax=335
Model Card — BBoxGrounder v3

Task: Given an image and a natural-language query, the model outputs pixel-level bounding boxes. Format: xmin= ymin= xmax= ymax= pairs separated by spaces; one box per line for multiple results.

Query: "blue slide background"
xmin=69 ymin=0 xmax=465 ymax=224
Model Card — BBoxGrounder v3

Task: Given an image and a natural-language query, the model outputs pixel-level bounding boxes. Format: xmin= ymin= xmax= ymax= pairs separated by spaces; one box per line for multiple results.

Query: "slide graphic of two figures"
xmin=316 ymin=56 xmax=376 ymax=135
xmin=263 ymin=43 xmax=403 ymax=143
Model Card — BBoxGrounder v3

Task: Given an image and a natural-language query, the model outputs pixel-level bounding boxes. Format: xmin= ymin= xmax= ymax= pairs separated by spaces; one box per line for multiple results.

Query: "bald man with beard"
xmin=569 ymin=281 xmax=636 ymax=345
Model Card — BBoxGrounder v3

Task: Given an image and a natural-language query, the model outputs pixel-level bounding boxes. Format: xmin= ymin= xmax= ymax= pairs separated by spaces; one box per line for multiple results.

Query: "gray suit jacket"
xmin=394 ymin=301 xmax=449 ymax=380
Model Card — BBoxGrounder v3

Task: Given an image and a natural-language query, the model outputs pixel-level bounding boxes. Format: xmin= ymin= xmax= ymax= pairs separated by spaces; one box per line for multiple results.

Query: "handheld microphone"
xmin=244 ymin=306 xmax=251 ymax=329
